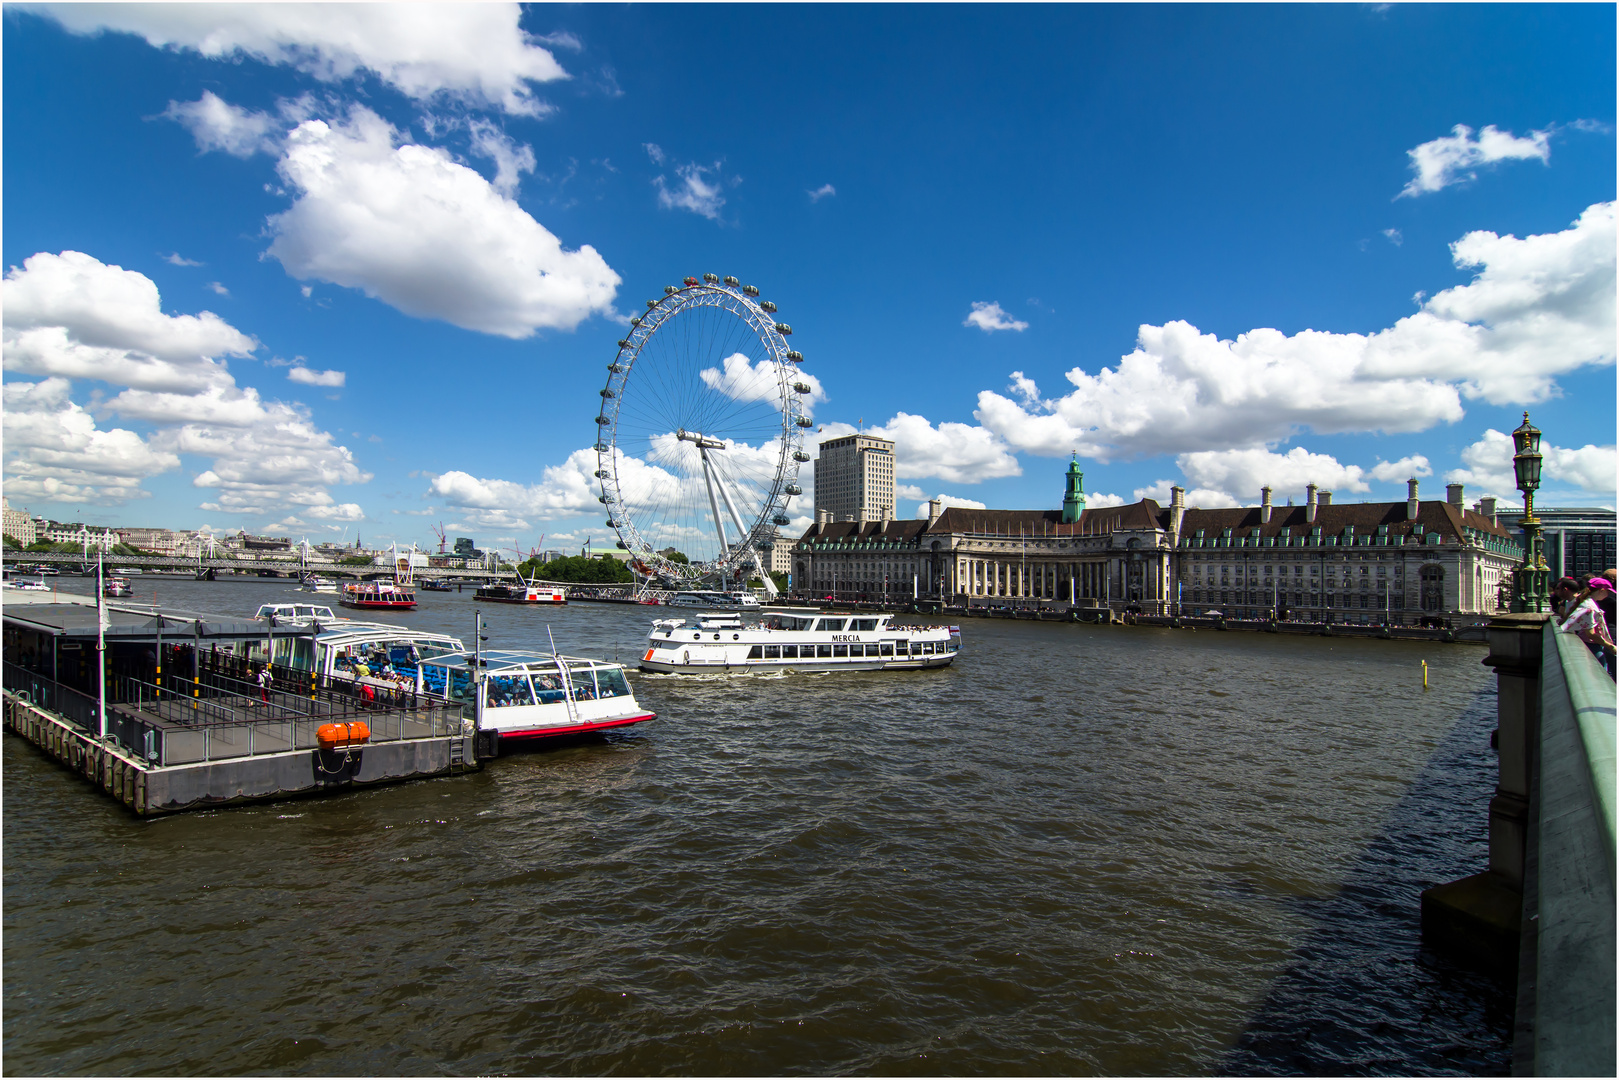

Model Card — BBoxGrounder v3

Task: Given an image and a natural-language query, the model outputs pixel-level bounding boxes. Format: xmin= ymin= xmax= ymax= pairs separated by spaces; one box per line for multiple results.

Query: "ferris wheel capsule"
xmin=787 ymin=351 xmax=803 ymax=362
xmin=743 ymin=285 xmax=760 ymax=296
xmin=774 ymin=323 xmax=792 ymax=335
xmin=703 ymin=273 xmax=720 ymax=283
xmin=760 ymin=301 xmax=777 ymax=313
xmin=724 ymin=276 xmax=740 ymax=286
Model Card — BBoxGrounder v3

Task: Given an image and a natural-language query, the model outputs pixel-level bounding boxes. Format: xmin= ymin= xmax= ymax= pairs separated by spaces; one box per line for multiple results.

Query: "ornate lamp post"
xmin=1510 ymin=411 xmax=1550 ymax=613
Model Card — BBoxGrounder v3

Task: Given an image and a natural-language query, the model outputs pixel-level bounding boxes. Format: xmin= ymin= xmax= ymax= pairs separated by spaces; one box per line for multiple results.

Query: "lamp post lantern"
xmin=1509 ymin=411 xmax=1551 ymax=613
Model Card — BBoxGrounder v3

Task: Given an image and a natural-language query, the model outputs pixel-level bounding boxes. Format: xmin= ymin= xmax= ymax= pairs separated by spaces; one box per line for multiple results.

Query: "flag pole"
xmin=96 ymin=549 xmax=108 ymax=739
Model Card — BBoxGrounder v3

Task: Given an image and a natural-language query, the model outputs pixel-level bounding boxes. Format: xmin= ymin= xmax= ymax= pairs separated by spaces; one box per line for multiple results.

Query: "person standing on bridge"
xmin=257 ymin=664 xmax=272 ymax=705
xmin=1556 ymin=577 xmax=1615 ymax=679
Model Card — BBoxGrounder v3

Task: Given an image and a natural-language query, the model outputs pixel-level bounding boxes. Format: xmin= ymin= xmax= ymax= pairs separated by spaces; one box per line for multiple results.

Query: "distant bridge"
xmin=3 ymin=550 xmax=515 ymax=581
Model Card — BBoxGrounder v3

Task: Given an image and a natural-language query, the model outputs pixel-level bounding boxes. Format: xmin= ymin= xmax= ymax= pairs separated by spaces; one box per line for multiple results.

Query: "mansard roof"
xmin=1178 ymin=499 xmax=1513 ymax=541
xmin=798 ymin=518 xmax=930 ymax=543
xmin=929 ymin=499 xmax=1165 ymax=537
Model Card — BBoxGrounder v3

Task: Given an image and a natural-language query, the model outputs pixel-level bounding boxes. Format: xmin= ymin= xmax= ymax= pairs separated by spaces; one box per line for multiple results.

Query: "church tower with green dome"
xmin=1061 ymin=456 xmax=1086 ymax=524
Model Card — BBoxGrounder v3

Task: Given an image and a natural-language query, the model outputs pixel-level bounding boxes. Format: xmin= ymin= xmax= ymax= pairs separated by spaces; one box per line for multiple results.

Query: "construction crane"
xmin=431 ymin=521 xmax=448 ymax=555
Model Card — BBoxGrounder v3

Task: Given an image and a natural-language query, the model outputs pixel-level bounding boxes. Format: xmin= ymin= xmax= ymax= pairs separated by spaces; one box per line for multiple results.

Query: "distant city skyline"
xmin=3 ymin=4 xmax=1613 ymax=550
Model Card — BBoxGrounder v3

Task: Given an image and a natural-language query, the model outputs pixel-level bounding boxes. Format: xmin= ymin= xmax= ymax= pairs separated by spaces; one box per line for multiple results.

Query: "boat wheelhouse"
xmin=417 ymin=649 xmax=654 ymax=748
xmin=254 ymin=602 xmax=339 ymax=625
xmin=474 ymin=580 xmax=567 ymax=605
xmin=340 ymin=579 xmax=417 ymax=610
xmin=640 ymin=609 xmax=961 ymax=673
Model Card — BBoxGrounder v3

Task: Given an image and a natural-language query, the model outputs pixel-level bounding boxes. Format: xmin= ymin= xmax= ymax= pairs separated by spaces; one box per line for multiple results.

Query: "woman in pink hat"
xmin=1558 ymin=576 xmax=1617 ymax=678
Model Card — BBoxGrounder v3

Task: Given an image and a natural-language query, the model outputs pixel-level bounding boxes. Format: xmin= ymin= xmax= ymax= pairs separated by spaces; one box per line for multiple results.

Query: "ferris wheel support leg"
xmin=710 ymin=461 xmax=779 ymax=601
xmin=698 ymin=448 xmax=732 ymax=565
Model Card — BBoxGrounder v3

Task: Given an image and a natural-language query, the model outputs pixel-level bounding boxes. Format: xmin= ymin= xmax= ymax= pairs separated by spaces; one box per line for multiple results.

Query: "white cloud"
xmin=700 ymin=353 xmax=826 ymax=405
xmin=266 ymin=107 xmax=620 ymax=338
xmin=1383 ymin=228 xmax=1403 ymax=246
xmin=907 ymin=493 xmax=986 ymax=517
xmin=964 ymin=301 xmax=1029 ymax=333
xmin=164 ymin=252 xmax=203 ymax=267
xmin=1086 ymin=492 xmax=1127 ymax=509
xmin=974 ymin=203 xmax=1615 ymax=461
xmin=1132 ymin=479 xmax=1241 ymax=509
xmin=643 ymin=143 xmax=665 ymax=165
xmin=2 ymin=250 xmax=369 ymax=517
xmin=164 ymin=90 xmax=282 ymax=157
xmin=2 ymin=378 xmax=180 ymax=503
xmin=654 ymin=162 xmax=727 ymax=221
xmin=1369 ymin=455 xmax=1433 ymax=483
xmin=469 ymin=120 xmax=536 ymax=197
xmin=1445 ymin=428 xmax=1617 ymax=498
xmin=1398 ymin=123 xmax=1551 ymax=198
xmin=818 ymin=413 xmax=1020 ymax=484
xmin=808 ymin=183 xmax=836 ymax=203
xmin=207 ymin=281 xmax=230 ymax=296
xmin=288 ymin=365 xmax=345 ymax=388
xmin=42 ymin=3 xmax=569 ymax=115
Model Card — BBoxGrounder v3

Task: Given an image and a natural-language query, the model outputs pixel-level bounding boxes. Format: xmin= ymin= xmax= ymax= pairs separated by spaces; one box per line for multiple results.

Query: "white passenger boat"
xmin=299 ymin=575 xmax=339 ymax=593
xmin=640 ymin=609 xmax=961 ymax=673
xmin=313 ymin=625 xmax=467 ymax=687
xmin=668 ymin=590 xmax=761 ymax=609
xmin=416 ymin=649 xmax=655 ymax=748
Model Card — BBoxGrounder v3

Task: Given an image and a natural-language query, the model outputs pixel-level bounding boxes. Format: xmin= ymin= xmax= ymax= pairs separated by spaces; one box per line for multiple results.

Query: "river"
xmin=3 ymin=576 xmax=1513 ymax=1074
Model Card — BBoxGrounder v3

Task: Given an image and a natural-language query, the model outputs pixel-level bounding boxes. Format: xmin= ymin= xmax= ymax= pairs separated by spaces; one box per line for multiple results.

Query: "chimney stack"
xmin=926 ymin=499 xmax=941 ymax=526
xmin=1260 ymin=486 xmax=1273 ymax=524
xmin=1306 ymin=483 xmax=1318 ymax=523
xmin=1169 ymin=485 xmax=1186 ymax=539
xmin=880 ymin=504 xmax=891 ymax=528
xmin=1479 ymin=496 xmax=1497 ymax=522
xmin=1318 ymin=490 xmax=1332 ymax=507
xmin=816 ymin=508 xmax=830 ymax=527
xmin=1406 ymin=478 xmax=1419 ymax=521
xmin=1446 ymin=483 xmax=1465 ymax=509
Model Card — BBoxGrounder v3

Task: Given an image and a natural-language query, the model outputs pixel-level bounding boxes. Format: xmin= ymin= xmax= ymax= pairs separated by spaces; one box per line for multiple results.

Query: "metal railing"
xmin=157 ymin=704 xmax=464 ymax=765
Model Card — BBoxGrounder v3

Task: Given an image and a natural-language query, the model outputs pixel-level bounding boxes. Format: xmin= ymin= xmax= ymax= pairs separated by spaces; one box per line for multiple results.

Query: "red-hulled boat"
xmin=340 ymin=579 xmax=417 ymax=610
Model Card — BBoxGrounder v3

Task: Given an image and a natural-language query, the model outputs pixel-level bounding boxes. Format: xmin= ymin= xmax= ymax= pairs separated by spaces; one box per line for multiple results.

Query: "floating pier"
xmin=3 ymin=592 xmax=478 ymax=815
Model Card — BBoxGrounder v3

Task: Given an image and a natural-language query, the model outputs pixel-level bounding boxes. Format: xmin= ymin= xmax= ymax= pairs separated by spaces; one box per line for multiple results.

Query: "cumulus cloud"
xmin=1398 ymin=124 xmax=1552 ymax=198
xmin=818 ymin=413 xmax=1020 ymax=485
xmin=654 ymin=161 xmax=727 ymax=221
xmin=906 ymin=493 xmax=986 ymax=517
xmin=2 ymin=378 xmax=180 ymax=503
xmin=288 ymin=365 xmax=345 ymax=388
xmin=266 ymin=107 xmax=620 ymax=337
xmin=1383 ymin=228 xmax=1403 ymax=246
xmin=469 ymin=120 xmax=536 ymax=196
xmin=1132 ymin=479 xmax=1241 ymax=509
xmin=1445 ymin=428 xmax=1617 ymax=498
xmin=41 ymin=3 xmax=569 ymax=115
xmin=2 ymin=250 xmax=369 ymax=517
xmin=1170 ymin=446 xmax=1435 ymax=507
xmin=700 ymin=353 xmax=826 ymax=405
xmin=974 ymin=203 xmax=1615 ymax=461
xmin=964 ymin=301 xmax=1029 ymax=333
xmin=1086 ymin=492 xmax=1127 ymax=509
xmin=164 ymin=90 xmax=283 ymax=157
xmin=808 ymin=183 xmax=836 ymax=203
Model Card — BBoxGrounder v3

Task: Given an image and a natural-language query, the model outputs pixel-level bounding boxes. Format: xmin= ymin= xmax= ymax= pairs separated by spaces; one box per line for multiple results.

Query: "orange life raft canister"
xmin=317 ymin=721 xmax=371 ymax=751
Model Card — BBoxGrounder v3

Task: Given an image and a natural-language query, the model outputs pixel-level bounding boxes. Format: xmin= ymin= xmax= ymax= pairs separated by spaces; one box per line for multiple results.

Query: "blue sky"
xmin=4 ymin=3 xmax=1614 ymax=554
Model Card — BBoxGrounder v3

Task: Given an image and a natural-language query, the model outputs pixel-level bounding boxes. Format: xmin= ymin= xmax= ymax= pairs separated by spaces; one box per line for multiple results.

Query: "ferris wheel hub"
xmin=675 ymin=428 xmax=727 ymax=450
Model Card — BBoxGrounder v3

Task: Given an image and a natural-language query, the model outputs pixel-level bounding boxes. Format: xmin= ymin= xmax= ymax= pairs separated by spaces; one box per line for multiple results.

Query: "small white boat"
xmin=8 ymin=577 xmax=51 ymax=592
xmin=668 ymin=590 xmax=760 ymax=609
xmin=417 ymin=649 xmax=655 ymax=748
xmin=103 ymin=577 xmax=134 ymax=597
xmin=300 ymin=576 xmax=339 ymax=593
xmin=640 ymin=609 xmax=961 ymax=673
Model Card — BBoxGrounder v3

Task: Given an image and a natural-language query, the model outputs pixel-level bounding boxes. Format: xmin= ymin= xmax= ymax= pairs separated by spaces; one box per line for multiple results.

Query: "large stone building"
xmin=814 ymin=433 xmax=895 ymax=523
xmin=2 ymin=497 xmax=37 ymax=546
xmin=36 ymin=520 xmax=121 ymax=552
xmin=792 ymin=467 xmax=1523 ymax=621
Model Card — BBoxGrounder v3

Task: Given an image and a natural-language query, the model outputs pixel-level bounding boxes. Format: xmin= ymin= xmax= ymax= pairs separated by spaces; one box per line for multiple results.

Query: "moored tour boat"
xmin=340 ymin=579 xmax=417 ymax=610
xmin=103 ymin=577 xmax=134 ymax=598
xmin=417 ymin=649 xmax=654 ymax=750
xmin=640 ymin=608 xmax=961 ymax=673
xmin=474 ymin=579 xmax=567 ymax=605
xmin=668 ymin=590 xmax=760 ymax=609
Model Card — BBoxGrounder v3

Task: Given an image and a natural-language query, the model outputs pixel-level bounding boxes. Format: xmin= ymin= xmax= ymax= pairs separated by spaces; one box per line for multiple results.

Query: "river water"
xmin=4 ymin=578 xmax=1513 ymax=1075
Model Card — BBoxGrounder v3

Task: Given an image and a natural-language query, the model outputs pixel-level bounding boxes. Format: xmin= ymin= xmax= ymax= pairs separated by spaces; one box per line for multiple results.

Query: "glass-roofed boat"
xmin=417 ymin=649 xmax=655 ymax=749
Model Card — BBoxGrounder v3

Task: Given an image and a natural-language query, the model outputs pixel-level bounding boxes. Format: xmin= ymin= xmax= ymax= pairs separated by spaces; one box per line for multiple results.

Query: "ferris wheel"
xmin=595 ymin=274 xmax=815 ymax=596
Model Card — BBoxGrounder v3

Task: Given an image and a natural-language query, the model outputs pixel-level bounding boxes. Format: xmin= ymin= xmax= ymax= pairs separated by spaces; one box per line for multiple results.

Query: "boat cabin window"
xmin=850 ymin=618 xmax=878 ymax=632
xmin=596 ymin=669 xmax=630 ymax=698
xmin=748 ymin=646 xmax=764 ymax=659
xmin=880 ymin=643 xmax=894 ymax=656
xmin=532 ymin=672 xmax=567 ymax=703
xmin=816 ymin=618 xmax=848 ymax=632
xmin=566 ymin=663 xmax=600 ymax=700
xmin=485 ymin=673 xmax=535 ymax=708
xmin=865 ymin=644 xmax=883 ymax=657
xmin=782 ymin=645 xmax=798 ymax=659
xmin=833 ymin=644 xmax=849 ymax=658
xmin=817 ymin=644 xmax=832 ymax=658
xmin=764 ymin=645 xmax=781 ymax=659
